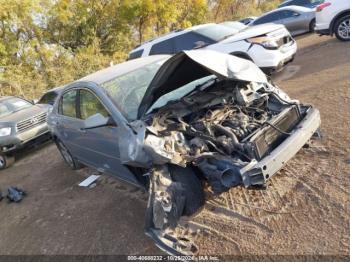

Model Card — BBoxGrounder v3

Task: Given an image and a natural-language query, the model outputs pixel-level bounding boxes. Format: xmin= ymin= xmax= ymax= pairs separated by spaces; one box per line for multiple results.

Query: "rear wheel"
xmin=309 ymin=19 xmax=316 ymax=32
xmin=335 ymin=15 xmax=350 ymax=41
xmin=0 ymin=153 xmax=15 ymax=170
xmin=168 ymin=165 xmax=204 ymax=216
xmin=55 ymin=140 xmax=83 ymax=170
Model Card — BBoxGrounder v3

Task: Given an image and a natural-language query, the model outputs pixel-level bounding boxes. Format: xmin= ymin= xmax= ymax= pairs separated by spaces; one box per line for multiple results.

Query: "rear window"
xmin=253 ymin=12 xmax=282 ymax=25
xmin=279 ymin=0 xmax=321 ymax=7
xmin=128 ymin=49 xmax=144 ymax=60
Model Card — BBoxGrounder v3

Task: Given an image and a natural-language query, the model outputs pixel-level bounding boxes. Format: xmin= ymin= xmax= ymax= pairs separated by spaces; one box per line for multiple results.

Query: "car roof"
xmin=261 ymin=5 xmax=312 ymax=16
xmin=130 ymin=23 xmax=215 ymax=53
xmin=46 ymin=86 xmax=65 ymax=93
xmin=77 ymin=55 xmax=170 ymax=85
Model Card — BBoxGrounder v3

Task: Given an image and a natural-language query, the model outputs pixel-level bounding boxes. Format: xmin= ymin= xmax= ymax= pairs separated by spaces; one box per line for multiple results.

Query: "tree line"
xmin=0 ymin=0 xmax=279 ymax=99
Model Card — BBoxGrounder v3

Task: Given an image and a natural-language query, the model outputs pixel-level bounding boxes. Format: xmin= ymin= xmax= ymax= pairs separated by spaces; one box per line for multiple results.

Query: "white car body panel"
xmin=130 ymin=23 xmax=297 ymax=71
xmin=315 ymin=0 xmax=350 ymax=31
xmin=204 ymin=25 xmax=297 ymax=68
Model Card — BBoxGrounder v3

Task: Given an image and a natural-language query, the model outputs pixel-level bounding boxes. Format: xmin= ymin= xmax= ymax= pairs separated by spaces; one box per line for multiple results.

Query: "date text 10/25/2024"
xmin=127 ymin=255 xmax=219 ymax=261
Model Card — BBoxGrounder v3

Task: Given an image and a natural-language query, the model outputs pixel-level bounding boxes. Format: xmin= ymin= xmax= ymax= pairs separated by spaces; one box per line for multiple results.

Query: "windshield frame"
xmin=100 ymin=58 xmax=167 ymax=121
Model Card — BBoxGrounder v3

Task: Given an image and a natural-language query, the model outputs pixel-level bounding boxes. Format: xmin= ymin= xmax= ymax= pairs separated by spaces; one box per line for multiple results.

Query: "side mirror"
xmin=293 ymin=12 xmax=300 ymax=17
xmin=32 ymin=99 xmax=38 ymax=104
xmin=83 ymin=113 xmax=116 ymax=130
xmin=194 ymin=41 xmax=206 ymax=49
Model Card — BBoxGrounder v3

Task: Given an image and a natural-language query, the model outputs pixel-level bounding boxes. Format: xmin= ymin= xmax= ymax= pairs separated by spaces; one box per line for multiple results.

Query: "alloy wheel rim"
xmin=59 ymin=143 xmax=73 ymax=166
xmin=338 ymin=18 xmax=350 ymax=39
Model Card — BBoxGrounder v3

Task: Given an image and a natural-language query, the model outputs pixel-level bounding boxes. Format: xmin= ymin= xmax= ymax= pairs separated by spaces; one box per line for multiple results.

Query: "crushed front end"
xmin=118 ymin=50 xmax=321 ymax=255
xmin=142 ymin=80 xmax=321 ymax=193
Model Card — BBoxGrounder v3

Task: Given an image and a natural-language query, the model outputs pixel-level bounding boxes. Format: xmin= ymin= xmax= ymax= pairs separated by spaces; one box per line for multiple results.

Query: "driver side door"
xmin=75 ymin=88 xmax=139 ymax=185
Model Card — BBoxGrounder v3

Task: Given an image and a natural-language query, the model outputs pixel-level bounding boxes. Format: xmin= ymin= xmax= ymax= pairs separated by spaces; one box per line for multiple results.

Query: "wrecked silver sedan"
xmin=48 ymin=50 xmax=321 ymax=255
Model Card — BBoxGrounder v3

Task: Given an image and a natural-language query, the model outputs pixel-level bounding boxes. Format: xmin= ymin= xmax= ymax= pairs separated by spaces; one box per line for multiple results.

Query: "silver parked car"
xmin=48 ymin=50 xmax=321 ymax=255
xmin=279 ymin=0 xmax=323 ymax=9
xmin=251 ymin=6 xmax=316 ymax=35
xmin=0 ymin=96 xmax=50 ymax=169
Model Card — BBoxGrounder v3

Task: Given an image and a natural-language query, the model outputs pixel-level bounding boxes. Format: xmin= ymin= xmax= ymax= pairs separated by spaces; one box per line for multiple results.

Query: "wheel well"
xmin=330 ymin=10 xmax=350 ymax=35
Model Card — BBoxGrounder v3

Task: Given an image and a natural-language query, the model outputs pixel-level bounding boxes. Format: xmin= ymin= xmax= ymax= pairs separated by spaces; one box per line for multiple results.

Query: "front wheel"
xmin=55 ymin=140 xmax=83 ymax=170
xmin=335 ymin=15 xmax=350 ymax=41
xmin=0 ymin=153 xmax=15 ymax=170
xmin=169 ymin=165 xmax=204 ymax=216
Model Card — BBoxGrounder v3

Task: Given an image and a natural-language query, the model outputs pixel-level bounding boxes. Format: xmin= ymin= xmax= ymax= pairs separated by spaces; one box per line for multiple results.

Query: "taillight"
xmin=316 ymin=2 xmax=331 ymax=12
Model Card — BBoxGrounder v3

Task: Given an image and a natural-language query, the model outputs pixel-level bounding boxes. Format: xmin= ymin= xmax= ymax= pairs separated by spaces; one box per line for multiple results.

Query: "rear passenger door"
xmin=280 ymin=10 xmax=304 ymax=34
xmin=56 ymin=89 xmax=82 ymax=156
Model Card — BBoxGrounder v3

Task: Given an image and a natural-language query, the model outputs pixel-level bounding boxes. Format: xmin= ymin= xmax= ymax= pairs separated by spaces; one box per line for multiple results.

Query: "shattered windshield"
xmin=101 ymin=59 xmax=166 ymax=120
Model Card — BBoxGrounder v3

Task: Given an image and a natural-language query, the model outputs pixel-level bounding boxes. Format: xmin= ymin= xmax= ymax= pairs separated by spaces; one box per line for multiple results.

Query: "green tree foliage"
xmin=0 ymin=0 xmax=279 ymax=99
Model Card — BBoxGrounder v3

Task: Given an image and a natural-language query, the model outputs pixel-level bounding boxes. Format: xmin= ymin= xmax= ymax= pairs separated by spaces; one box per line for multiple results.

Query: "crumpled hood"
xmin=219 ymin=23 xmax=289 ymax=43
xmin=137 ymin=50 xmax=267 ymax=118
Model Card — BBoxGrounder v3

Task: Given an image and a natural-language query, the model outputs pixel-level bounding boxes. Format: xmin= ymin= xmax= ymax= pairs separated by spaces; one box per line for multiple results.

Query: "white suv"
xmin=315 ymin=0 xmax=350 ymax=41
xmin=128 ymin=23 xmax=297 ymax=74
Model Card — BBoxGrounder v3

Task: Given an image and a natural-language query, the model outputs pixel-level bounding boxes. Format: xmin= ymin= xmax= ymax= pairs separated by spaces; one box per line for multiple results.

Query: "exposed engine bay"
xmin=112 ymin=50 xmax=322 ymax=256
xmin=138 ymin=78 xmax=319 ymax=255
xmin=144 ymin=79 xmax=307 ymax=193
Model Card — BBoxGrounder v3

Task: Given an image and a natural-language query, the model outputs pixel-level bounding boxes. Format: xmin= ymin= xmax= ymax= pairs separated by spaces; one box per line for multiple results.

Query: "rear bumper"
xmin=0 ymin=123 xmax=50 ymax=154
xmin=241 ymin=107 xmax=321 ymax=187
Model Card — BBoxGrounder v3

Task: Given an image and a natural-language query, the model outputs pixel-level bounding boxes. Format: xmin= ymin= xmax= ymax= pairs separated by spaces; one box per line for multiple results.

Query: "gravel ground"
xmin=0 ymin=33 xmax=349 ymax=256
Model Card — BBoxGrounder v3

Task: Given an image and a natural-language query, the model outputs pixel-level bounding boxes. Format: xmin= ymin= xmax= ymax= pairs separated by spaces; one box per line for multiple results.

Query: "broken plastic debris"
xmin=7 ymin=187 xmax=26 ymax=203
xmin=79 ymin=175 xmax=100 ymax=187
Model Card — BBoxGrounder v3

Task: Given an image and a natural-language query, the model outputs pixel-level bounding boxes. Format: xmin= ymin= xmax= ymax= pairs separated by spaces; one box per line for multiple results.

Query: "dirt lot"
xmin=0 ymin=34 xmax=349 ymax=256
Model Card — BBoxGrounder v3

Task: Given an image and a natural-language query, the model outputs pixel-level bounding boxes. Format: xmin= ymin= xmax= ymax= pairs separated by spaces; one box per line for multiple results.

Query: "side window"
xmin=253 ymin=12 xmax=281 ymax=25
xmin=59 ymin=90 xmax=77 ymax=118
xmin=38 ymin=92 xmax=57 ymax=105
xmin=295 ymin=0 xmax=309 ymax=5
xmin=128 ymin=49 xmax=144 ymax=60
xmin=149 ymin=39 xmax=175 ymax=55
xmin=173 ymin=32 xmax=214 ymax=52
xmin=79 ymin=89 xmax=109 ymax=120
xmin=281 ymin=10 xmax=300 ymax=19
